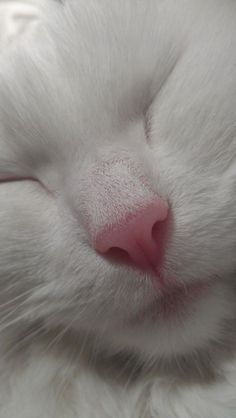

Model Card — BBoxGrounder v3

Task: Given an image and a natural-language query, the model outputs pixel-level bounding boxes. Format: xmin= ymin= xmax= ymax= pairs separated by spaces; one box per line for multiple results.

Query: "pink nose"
xmin=94 ymin=198 xmax=169 ymax=272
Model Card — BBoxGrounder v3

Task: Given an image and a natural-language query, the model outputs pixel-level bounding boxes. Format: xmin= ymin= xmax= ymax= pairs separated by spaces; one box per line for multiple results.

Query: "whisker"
xmin=0 ymin=302 xmax=45 ymax=335
xmin=3 ymin=325 xmax=44 ymax=360
xmin=0 ymin=289 xmax=32 ymax=310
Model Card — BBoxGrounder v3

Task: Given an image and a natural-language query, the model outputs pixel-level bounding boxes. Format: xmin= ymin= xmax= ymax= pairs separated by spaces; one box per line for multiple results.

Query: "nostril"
xmin=105 ymin=247 xmax=132 ymax=266
xmin=152 ymin=219 xmax=165 ymax=243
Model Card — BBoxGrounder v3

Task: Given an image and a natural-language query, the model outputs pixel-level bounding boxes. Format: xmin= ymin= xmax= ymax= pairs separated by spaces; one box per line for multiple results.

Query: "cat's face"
xmin=0 ymin=0 xmax=236 ymax=362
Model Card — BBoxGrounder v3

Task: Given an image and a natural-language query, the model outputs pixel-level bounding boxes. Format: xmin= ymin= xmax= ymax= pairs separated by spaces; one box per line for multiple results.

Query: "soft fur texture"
xmin=0 ymin=0 xmax=236 ymax=416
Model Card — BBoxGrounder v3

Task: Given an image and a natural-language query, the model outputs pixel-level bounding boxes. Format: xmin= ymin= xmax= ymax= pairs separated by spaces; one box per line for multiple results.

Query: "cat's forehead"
xmin=0 ymin=0 xmax=236 ymax=177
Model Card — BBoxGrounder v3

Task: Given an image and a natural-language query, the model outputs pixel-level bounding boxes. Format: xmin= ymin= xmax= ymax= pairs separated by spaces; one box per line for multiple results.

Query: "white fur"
xmin=0 ymin=0 xmax=236 ymax=416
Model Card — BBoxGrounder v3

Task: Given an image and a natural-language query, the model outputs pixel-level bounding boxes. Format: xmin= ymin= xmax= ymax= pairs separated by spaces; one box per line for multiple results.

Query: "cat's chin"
xmin=127 ymin=279 xmax=212 ymax=324
xmin=91 ymin=279 xmax=234 ymax=360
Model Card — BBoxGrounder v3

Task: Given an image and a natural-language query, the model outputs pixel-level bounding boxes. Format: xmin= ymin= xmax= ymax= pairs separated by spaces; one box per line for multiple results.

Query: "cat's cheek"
xmin=0 ymin=181 xmax=60 ymax=272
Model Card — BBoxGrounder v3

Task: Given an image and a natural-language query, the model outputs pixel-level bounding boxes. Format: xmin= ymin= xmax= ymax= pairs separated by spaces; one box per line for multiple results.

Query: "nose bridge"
xmin=85 ymin=156 xmax=158 ymax=239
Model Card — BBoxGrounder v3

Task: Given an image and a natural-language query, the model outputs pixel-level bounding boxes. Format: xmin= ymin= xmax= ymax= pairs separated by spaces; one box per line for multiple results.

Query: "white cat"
xmin=0 ymin=0 xmax=236 ymax=417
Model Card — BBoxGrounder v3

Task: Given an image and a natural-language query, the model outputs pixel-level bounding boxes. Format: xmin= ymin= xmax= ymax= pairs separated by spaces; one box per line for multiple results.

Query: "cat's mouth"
xmin=129 ymin=279 xmax=212 ymax=324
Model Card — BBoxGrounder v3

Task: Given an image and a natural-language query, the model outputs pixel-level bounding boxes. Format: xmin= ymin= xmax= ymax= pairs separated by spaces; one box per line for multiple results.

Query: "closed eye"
xmin=0 ymin=177 xmax=39 ymax=184
xmin=144 ymin=112 xmax=152 ymax=144
xmin=0 ymin=176 xmax=53 ymax=195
